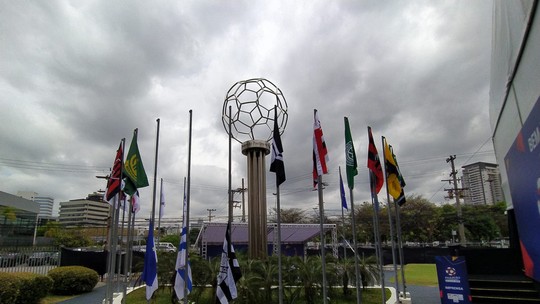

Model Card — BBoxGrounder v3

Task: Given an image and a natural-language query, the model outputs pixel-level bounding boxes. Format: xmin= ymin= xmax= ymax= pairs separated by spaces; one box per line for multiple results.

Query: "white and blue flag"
xmin=141 ymin=219 xmax=158 ymax=300
xmin=174 ymin=189 xmax=192 ymax=300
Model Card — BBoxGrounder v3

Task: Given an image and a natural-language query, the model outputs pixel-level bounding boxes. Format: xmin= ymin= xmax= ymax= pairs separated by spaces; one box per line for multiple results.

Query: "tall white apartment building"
xmin=461 ymin=162 xmax=505 ymax=205
xmin=17 ymin=191 xmax=54 ymax=217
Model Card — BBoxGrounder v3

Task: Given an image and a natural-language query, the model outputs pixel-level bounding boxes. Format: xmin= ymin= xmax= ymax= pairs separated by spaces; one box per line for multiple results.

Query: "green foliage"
xmin=48 ymin=266 xmax=99 ymax=295
xmin=45 ymin=224 xmax=92 ymax=248
xmin=14 ymin=272 xmax=53 ymax=304
xmin=0 ymin=272 xmax=21 ymax=303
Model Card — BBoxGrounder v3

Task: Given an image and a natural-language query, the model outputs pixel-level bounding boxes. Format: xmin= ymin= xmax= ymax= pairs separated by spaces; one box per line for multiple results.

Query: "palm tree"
xmin=358 ymin=254 xmax=380 ymax=288
xmin=296 ymin=256 xmax=322 ymax=304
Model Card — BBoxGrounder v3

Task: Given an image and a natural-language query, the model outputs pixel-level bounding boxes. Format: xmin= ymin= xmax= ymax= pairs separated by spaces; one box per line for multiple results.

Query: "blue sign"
xmin=505 ymin=96 xmax=540 ymax=281
xmin=435 ymin=256 xmax=471 ymax=304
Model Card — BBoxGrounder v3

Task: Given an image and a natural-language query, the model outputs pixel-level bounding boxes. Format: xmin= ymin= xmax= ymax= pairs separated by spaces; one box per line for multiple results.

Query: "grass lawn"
xmin=389 ymin=263 xmax=438 ymax=287
xmin=125 ymin=286 xmax=391 ymax=303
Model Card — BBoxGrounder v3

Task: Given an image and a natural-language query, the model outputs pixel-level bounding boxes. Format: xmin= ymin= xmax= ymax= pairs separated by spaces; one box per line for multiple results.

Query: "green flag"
xmin=344 ymin=117 xmax=358 ymax=189
xmin=123 ymin=129 xmax=149 ymax=195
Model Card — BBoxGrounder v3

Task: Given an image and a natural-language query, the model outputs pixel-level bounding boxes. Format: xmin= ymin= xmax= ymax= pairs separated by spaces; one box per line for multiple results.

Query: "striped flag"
xmin=175 ymin=189 xmax=192 ymax=300
xmin=270 ymin=107 xmax=286 ymax=186
xmin=141 ymin=220 xmax=158 ymax=300
xmin=105 ymin=142 xmax=123 ymax=203
xmin=367 ymin=126 xmax=384 ymax=195
xmin=339 ymin=167 xmax=348 ymax=210
xmin=216 ymin=222 xmax=242 ymax=304
xmin=386 ymin=142 xmax=407 ymax=206
xmin=339 ymin=167 xmax=349 ymax=210
xmin=312 ymin=109 xmax=329 ymax=187
xmin=159 ymin=181 xmax=165 ymax=221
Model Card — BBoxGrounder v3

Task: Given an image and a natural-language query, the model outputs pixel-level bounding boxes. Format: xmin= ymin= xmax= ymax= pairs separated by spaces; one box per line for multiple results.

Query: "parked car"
xmin=156 ymin=242 xmax=177 ymax=253
xmin=48 ymin=252 xmax=60 ymax=265
xmin=27 ymin=252 xmax=53 ymax=266
xmin=0 ymin=252 xmax=26 ymax=267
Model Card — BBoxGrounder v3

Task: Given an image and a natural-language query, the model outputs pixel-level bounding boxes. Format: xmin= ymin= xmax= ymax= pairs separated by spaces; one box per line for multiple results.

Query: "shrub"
xmin=48 ymin=266 xmax=99 ymax=295
xmin=0 ymin=272 xmax=21 ymax=303
xmin=14 ymin=272 xmax=53 ymax=304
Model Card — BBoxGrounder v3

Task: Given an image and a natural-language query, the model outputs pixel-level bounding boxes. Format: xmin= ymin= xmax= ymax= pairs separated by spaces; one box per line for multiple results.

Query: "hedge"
xmin=14 ymin=272 xmax=53 ymax=304
xmin=48 ymin=266 xmax=99 ymax=295
xmin=0 ymin=272 xmax=20 ymax=303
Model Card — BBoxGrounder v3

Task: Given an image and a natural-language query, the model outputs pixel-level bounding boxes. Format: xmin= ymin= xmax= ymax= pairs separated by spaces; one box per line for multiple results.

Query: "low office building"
xmin=17 ymin=191 xmax=54 ymax=217
xmin=0 ymin=191 xmax=39 ymax=246
xmin=58 ymin=192 xmax=110 ymax=227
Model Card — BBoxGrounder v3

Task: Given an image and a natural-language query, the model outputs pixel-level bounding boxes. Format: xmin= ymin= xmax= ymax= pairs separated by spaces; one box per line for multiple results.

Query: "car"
xmin=27 ymin=252 xmax=52 ymax=266
xmin=156 ymin=242 xmax=177 ymax=253
xmin=0 ymin=252 xmax=28 ymax=267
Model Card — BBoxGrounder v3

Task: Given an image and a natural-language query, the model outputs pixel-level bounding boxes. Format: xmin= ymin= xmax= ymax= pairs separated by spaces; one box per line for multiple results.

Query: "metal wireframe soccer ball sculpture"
xmin=222 ymin=78 xmax=288 ymax=143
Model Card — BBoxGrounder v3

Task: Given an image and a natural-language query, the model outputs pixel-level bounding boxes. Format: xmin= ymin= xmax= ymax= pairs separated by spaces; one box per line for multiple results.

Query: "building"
xmin=490 ymin=2 xmax=540 ymax=281
xmin=58 ymin=192 xmax=110 ymax=227
xmin=461 ymin=162 xmax=505 ymax=205
xmin=17 ymin=191 xmax=54 ymax=217
xmin=0 ymin=191 xmax=39 ymax=246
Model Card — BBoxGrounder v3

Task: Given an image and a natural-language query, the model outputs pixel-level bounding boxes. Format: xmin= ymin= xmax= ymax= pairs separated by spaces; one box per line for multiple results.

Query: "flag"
xmin=141 ymin=220 xmax=158 ymax=300
xmin=313 ymin=109 xmax=329 ymax=187
xmin=270 ymin=107 xmax=286 ymax=186
xmin=130 ymin=190 xmax=141 ymax=213
xmin=216 ymin=222 xmax=242 ymax=304
xmin=159 ymin=181 xmax=165 ymax=221
xmin=390 ymin=144 xmax=407 ymax=206
xmin=175 ymin=189 xmax=192 ymax=300
xmin=344 ymin=117 xmax=358 ymax=190
xmin=123 ymin=130 xmax=149 ymax=196
xmin=384 ymin=140 xmax=401 ymax=199
xmin=367 ymin=127 xmax=383 ymax=194
xmin=105 ymin=142 xmax=123 ymax=202
xmin=339 ymin=167 xmax=348 ymax=210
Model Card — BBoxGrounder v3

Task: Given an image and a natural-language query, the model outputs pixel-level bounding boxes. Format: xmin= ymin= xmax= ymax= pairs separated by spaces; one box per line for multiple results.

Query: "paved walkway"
xmin=384 ymin=270 xmax=440 ymax=304
xmin=57 ymin=282 xmax=109 ymax=304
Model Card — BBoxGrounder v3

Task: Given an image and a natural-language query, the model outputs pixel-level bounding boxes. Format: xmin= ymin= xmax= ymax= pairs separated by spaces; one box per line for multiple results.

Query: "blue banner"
xmin=435 ymin=256 xmax=471 ymax=304
xmin=505 ymin=96 xmax=540 ymax=281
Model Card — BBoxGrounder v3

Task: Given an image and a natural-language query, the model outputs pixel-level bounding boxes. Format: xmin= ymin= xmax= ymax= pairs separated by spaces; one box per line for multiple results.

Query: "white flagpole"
xmin=370 ymin=172 xmax=386 ymax=304
xmin=148 ymin=119 xmax=160 ymax=304
xmin=276 ymin=184 xmax=283 ymax=304
xmin=318 ymin=174 xmax=328 ymax=304
xmin=157 ymin=178 xmax=163 ymax=243
xmin=184 ymin=109 xmax=193 ymax=301
xmin=382 ymin=136 xmax=400 ymax=297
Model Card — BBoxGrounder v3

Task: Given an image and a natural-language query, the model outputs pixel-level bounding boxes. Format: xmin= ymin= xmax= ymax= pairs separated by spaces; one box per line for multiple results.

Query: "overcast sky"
xmin=0 ymin=1 xmax=496 ymax=222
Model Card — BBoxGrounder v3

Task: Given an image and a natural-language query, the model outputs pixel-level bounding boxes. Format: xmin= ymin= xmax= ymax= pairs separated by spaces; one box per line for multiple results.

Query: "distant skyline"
xmin=1 ymin=1 xmax=495 ymax=220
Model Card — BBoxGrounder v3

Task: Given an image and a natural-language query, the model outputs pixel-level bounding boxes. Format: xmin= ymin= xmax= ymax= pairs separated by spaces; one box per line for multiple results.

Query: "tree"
xmin=398 ymin=194 xmax=439 ymax=243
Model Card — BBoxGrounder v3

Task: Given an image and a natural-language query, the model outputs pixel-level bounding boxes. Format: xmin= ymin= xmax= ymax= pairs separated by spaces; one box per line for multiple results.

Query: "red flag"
xmin=105 ymin=142 xmax=123 ymax=202
xmin=367 ymin=127 xmax=383 ymax=194
xmin=312 ymin=109 xmax=329 ymax=187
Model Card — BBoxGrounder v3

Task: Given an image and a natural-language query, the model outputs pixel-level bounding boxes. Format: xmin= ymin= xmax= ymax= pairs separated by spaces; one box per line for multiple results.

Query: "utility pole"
xmin=207 ymin=208 xmax=216 ymax=222
xmin=446 ymin=155 xmax=467 ymax=246
xmin=231 ymin=178 xmax=247 ymax=222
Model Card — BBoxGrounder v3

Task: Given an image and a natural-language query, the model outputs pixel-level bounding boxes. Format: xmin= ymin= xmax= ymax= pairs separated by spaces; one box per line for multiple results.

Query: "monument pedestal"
xmin=242 ymin=140 xmax=270 ymax=259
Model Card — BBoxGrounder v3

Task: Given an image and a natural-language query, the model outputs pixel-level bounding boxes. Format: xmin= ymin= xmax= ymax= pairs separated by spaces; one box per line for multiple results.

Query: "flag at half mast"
xmin=123 ymin=129 xmax=149 ymax=196
xmin=105 ymin=141 xmax=123 ymax=203
xmin=313 ymin=109 xmax=329 ymax=187
xmin=216 ymin=223 xmax=242 ymax=304
xmin=270 ymin=107 xmax=286 ymax=186
xmin=367 ymin=126 xmax=384 ymax=195
xmin=385 ymin=141 xmax=407 ymax=206
xmin=344 ymin=117 xmax=358 ymax=190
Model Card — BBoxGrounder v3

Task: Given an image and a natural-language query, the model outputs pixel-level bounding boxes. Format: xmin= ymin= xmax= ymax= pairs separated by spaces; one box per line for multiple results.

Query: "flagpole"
xmin=395 ymin=203 xmax=407 ymax=298
xmin=276 ymin=185 xmax=284 ymax=304
xmin=157 ymin=178 xmax=163 ymax=244
xmin=122 ymin=197 xmax=133 ymax=303
xmin=148 ymin=119 xmax=160 ymax=304
xmin=318 ymin=174 xmax=328 ymax=304
xmin=117 ymin=196 xmax=127 ymax=293
xmin=370 ymin=172 xmax=386 ymax=304
xmin=151 ymin=119 xmax=160 ymax=228
xmin=184 ymin=109 xmax=193 ymax=301
xmin=228 ymin=106 xmax=233 ymax=223
xmin=381 ymin=136 xmax=400 ymax=297
xmin=349 ymin=188 xmax=362 ymax=304
xmin=106 ymin=138 xmax=125 ymax=304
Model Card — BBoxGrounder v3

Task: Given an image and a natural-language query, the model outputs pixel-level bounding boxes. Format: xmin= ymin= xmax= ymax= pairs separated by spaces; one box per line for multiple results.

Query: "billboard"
xmin=505 ymin=96 xmax=540 ymax=281
xmin=435 ymin=256 xmax=471 ymax=304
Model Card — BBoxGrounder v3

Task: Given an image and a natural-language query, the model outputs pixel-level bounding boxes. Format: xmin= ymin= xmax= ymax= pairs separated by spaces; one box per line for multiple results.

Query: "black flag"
xmin=270 ymin=107 xmax=286 ymax=186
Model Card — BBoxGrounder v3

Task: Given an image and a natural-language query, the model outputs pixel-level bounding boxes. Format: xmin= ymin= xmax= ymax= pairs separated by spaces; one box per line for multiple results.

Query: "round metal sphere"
xmin=222 ymin=78 xmax=288 ymax=143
